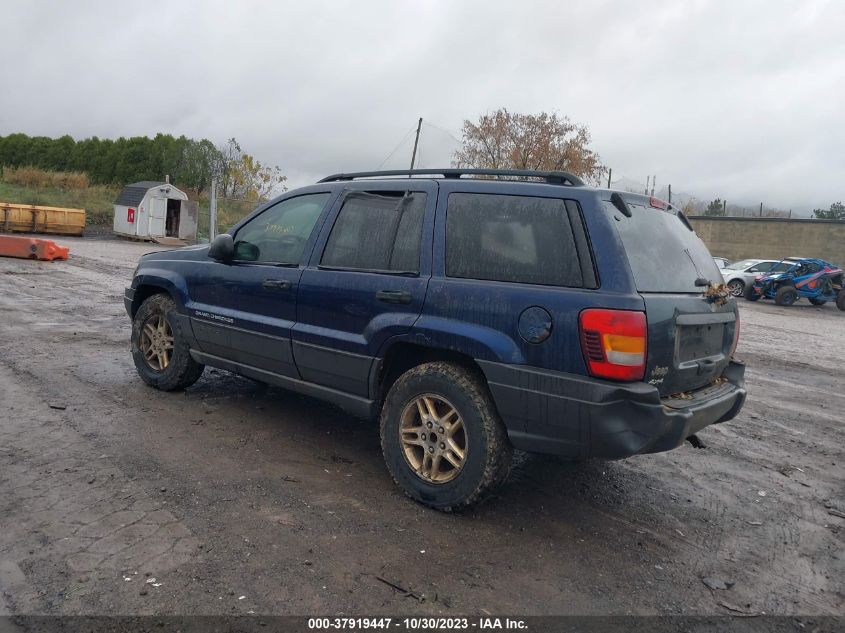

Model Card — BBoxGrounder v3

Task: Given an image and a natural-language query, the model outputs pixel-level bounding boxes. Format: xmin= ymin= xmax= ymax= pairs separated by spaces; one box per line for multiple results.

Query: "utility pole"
xmin=209 ymin=179 xmax=218 ymax=240
xmin=759 ymin=202 xmax=763 ymax=217
xmin=607 ymin=168 xmax=612 ymax=189
xmin=644 ymin=175 xmax=650 ymax=195
xmin=651 ymin=176 xmax=656 ymax=197
xmin=723 ymin=199 xmax=727 ymax=216
xmin=409 ymin=117 xmax=423 ymax=170
xmin=668 ymin=184 xmax=672 ymax=204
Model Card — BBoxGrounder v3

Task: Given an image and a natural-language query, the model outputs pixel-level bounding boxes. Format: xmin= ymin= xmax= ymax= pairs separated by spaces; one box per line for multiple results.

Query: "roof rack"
xmin=317 ymin=168 xmax=585 ymax=187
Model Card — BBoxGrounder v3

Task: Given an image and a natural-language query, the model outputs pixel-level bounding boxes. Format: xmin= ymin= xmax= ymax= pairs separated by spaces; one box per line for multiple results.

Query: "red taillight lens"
xmin=649 ymin=196 xmax=668 ymax=210
xmin=730 ymin=312 xmax=740 ymax=358
xmin=579 ymin=309 xmax=647 ymax=381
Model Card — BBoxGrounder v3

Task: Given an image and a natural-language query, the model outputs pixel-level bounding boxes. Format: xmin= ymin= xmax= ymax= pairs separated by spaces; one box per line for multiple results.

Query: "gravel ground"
xmin=0 ymin=236 xmax=842 ymax=617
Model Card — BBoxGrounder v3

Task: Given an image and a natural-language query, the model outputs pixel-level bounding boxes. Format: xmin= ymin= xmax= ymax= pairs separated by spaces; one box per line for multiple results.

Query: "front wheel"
xmin=774 ymin=285 xmax=798 ymax=306
xmin=132 ymin=293 xmax=204 ymax=390
xmin=380 ymin=362 xmax=512 ymax=511
xmin=727 ymin=279 xmax=745 ymax=297
xmin=745 ymin=285 xmax=761 ymax=301
xmin=837 ymin=290 xmax=845 ymax=311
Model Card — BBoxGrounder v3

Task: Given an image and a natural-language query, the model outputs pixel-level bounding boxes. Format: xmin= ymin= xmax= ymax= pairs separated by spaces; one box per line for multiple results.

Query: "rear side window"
xmin=321 ymin=191 xmax=426 ymax=273
xmin=604 ymin=200 xmax=721 ymax=292
xmin=446 ymin=193 xmax=583 ymax=287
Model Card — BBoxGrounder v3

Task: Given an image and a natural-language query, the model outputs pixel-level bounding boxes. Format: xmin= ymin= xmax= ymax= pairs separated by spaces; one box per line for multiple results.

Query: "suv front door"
xmin=292 ymin=181 xmax=436 ymax=397
xmin=187 ymin=191 xmax=336 ymax=378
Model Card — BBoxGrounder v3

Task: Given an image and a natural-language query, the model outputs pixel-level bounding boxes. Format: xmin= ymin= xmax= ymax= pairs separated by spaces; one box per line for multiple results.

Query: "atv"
xmin=745 ymin=257 xmax=845 ymax=309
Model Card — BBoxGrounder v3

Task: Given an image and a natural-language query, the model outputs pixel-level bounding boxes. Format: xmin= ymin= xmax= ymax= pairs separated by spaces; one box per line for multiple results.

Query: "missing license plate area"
xmin=678 ymin=323 xmax=725 ymax=362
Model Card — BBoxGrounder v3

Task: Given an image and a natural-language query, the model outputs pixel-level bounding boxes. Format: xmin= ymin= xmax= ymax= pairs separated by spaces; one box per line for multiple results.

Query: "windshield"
xmin=604 ymin=200 xmax=721 ymax=293
xmin=726 ymin=259 xmax=759 ymax=270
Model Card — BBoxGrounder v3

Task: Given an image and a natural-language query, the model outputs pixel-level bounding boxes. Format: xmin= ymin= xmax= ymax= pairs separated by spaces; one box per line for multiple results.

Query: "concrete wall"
xmin=688 ymin=216 xmax=845 ymax=267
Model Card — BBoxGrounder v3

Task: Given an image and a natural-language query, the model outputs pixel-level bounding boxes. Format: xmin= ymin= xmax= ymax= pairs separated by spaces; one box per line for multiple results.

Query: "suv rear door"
xmin=603 ymin=196 xmax=738 ymax=396
xmin=291 ymin=181 xmax=436 ymax=397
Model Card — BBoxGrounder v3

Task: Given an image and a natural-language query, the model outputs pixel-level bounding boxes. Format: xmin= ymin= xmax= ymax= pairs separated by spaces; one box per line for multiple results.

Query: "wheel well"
xmin=377 ymin=343 xmax=485 ymax=399
xmin=132 ymin=285 xmax=170 ymax=317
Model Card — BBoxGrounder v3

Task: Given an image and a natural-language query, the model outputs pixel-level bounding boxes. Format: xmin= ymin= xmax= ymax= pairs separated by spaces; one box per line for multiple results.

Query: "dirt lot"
xmin=0 ymin=236 xmax=842 ymax=617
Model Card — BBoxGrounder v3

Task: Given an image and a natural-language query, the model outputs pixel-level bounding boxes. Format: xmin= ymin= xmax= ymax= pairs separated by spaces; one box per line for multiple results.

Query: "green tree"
xmin=705 ymin=198 xmax=725 ymax=216
xmin=812 ymin=202 xmax=845 ymax=220
xmin=453 ymin=108 xmax=605 ymax=184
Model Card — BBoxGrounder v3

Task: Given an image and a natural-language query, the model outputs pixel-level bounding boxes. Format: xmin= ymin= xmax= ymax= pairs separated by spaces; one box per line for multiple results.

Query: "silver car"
xmin=721 ymin=259 xmax=792 ymax=296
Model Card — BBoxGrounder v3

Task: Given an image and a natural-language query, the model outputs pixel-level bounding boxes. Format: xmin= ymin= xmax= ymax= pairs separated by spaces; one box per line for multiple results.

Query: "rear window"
xmin=446 ymin=193 xmax=583 ymax=287
xmin=320 ymin=191 xmax=426 ymax=273
xmin=604 ymin=200 xmax=721 ymax=293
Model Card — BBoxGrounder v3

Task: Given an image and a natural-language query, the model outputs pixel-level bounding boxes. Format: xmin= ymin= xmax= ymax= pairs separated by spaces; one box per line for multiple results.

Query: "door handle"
xmin=376 ymin=290 xmax=412 ymax=304
xmin=262 ymin=279 xmax=292 ymax=290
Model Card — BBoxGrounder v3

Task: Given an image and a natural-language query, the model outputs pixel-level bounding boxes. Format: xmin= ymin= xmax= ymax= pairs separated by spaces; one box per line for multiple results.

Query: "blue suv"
xmin=126 ymin=169 xmax=746 ymax=510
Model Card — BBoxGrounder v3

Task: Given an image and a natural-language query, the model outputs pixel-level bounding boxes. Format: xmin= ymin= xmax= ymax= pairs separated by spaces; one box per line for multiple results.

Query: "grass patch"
xmin=0 ymin=181 xmax=118 ymax=226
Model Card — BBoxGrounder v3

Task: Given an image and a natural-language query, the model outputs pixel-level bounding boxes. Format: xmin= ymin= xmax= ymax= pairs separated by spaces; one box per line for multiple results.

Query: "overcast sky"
xmin=1 ymin=0 xmax=843 ymax=212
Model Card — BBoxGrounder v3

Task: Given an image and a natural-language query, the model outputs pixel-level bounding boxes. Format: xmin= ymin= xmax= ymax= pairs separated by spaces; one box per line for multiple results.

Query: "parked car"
xmin=745 ymin=257 xmax=845 ymax=308
xmin=125 ymin=168 xmax=746 ymax=510
xmin=721 ymin=259 xmax=791 ymax=297
xmin=713 ymin=256 xmax=732 ymax=269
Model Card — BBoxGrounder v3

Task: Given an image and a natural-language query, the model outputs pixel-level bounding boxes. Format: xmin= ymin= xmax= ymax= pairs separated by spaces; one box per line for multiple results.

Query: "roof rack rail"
xmin=317 ymin=168 xmax=585 ymax=187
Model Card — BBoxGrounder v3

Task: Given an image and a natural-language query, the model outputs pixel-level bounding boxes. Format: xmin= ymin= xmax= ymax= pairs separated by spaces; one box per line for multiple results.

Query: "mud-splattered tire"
xmin=774 ymin=285 xmax=798 ymax=306
xmin=132 ymin=293 xmax=204 ymax=391
xmin=837 ymin=291 xmax=845 ymax=311
xmin=380 ymin=362 xmax=513 ymax=512
xmin=744 ymin=285 xmax=761 ymax=301
xmin=808 ymin=297 xmax=827 ymax=306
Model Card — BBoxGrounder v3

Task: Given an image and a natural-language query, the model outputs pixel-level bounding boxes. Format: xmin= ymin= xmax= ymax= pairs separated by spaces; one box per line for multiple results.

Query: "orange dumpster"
xmin=0 ymin=235 xmax=69 ymax=261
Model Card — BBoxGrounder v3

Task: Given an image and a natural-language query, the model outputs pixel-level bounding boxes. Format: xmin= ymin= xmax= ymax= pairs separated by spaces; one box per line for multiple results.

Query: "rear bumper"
xmin=478 ymin=360 xmax=746 ymax=460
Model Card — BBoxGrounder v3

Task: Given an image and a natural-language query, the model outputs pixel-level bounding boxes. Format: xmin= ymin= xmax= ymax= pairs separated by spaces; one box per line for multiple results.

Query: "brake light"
xmin=649 ymin=196 xmax=668 ymax=210
xmin=730 ymin=311 xmax=740 ymax=358
xmin=579 ymin=309 xmax=647 ymax=381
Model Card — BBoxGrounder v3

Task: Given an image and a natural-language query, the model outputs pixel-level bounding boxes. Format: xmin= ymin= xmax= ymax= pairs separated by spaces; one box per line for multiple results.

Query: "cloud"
xmin=1 ymin=0 xmax=842 ymax=212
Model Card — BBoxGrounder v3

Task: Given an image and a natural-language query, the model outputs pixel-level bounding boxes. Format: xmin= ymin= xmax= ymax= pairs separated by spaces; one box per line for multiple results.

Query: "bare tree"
xmin=452 ymin=109 xmax=605 ymax=184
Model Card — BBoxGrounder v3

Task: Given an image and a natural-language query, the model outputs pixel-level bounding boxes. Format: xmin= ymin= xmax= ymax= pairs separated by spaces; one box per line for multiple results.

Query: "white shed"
xmin=113 ymin=181 xmax=198 ymax=244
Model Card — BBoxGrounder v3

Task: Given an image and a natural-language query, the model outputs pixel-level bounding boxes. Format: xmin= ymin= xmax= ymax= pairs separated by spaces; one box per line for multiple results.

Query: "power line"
xmin=377 ymin=127 xmax=416 ymax=169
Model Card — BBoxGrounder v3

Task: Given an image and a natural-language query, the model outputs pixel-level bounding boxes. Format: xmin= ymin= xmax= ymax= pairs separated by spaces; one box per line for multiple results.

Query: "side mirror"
xmin=208 ymin=234 xmax=234 ymax=262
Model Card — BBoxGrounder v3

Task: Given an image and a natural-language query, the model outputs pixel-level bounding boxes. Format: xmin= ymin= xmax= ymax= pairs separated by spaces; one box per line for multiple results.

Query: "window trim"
xmin=230 ymin=191 xmax=333 ymax=266
xmin=443 ymin=191 xmax=590 ymax=289
xmin=316 ymin=189 xmax=427 ymax=275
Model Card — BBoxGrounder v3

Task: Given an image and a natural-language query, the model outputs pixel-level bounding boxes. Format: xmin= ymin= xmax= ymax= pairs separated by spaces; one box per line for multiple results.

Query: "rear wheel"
xmin=774 ymin=285 xmax=798 ymax=306
xmin=809 ymin=297 xmax=827 ymax=306
xmin=727 ymin=279 xmax=745 ymax=297
xmin=132 ymin=293 xmax=204 ymax=390
xmin=380 ymin=362 xmax=512 ymax=511
xmin=744 ymin=285 xmax=761 ymax=301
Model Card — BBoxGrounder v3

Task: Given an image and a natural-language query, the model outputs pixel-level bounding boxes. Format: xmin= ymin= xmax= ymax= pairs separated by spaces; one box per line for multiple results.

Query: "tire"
xmin=744 ymin=285 xmax=761 ymax=301
xmin=727 ymin=279 xmax=745 ymax=297
xmin=774 ymin=285 xmax=798 ymax=307
xmin=808 ymin=297 xmax=827 ymax=306
xmin=837 ymin=290 xmax=845 ymax=311
xmin=380 ymin=362 xmax=512 ymax=512
xmin=131 ymin=293 xmax=204 ymax=391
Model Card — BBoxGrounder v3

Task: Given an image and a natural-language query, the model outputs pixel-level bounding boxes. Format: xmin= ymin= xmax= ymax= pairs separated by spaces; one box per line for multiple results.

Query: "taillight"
xmin=730 ymin=311 xmax=740 ymax=357
xmin=579 ymin=309 xmax=647 ymax=381
xmin=649 ymin=196 xmax=668 ymax=210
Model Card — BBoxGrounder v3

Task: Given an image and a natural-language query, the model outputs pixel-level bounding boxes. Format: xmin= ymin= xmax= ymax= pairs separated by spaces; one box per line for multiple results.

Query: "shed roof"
xmin=113 ymin=181 xmax=168 ymax=207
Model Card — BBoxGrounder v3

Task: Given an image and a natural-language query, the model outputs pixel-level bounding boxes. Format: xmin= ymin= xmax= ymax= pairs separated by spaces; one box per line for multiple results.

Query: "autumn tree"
xmin=217 ymin=137 xmax=286 ymax=201
xmin=452 ymin=109 xmax=604 ymax=183
xmin=812 ymin=202 xmax=845 ymax=220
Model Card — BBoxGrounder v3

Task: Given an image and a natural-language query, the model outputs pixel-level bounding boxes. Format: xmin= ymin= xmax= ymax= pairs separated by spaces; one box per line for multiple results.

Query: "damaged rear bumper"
xmin=478 ymin=360 xmax=746 ymax=460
